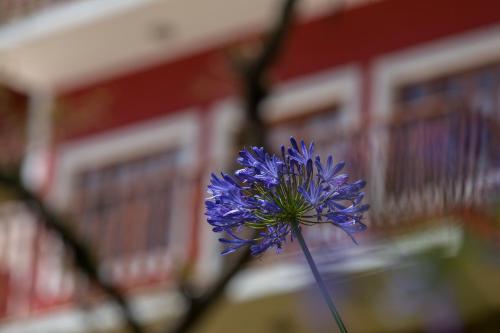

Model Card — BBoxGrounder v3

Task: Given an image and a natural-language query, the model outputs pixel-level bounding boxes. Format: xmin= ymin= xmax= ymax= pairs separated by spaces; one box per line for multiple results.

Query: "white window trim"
xmin=263 ymin=64 xmax=362 ymax=127
xmin=372 ymin=23 xmax=500 ymax=121
xmin=48 ymin=110 xmax=200 ymax=284
xmin=369 ymin=23 xmax=500 ymax=208
xmin=50 ymin=111 xmax=199 ymax=207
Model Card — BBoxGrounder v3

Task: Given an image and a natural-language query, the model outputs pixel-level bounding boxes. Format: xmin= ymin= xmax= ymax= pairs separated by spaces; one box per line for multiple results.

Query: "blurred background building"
xmin=1 ymin=0 xmax=500 ymax=332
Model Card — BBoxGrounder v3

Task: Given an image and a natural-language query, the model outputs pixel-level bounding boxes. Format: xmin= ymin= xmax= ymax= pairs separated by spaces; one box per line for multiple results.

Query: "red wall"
xmin=58 ymin=0 xmax=500 ymax=142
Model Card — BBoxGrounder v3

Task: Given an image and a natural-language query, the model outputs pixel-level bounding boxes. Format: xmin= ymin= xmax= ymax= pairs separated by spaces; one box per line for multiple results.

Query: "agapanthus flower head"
xmin=205 ymin=137 xmax=369 ymax=256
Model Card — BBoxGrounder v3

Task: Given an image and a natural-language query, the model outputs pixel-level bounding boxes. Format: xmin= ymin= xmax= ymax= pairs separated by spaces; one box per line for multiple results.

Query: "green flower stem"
xmin=291 ymin=220 xmax=348 ymax=333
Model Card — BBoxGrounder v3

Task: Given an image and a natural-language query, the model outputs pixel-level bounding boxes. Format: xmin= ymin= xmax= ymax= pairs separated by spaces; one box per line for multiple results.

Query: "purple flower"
xmin=288 ymin=137 xmax=315 ymax=166
xmin=205 ymin=137 xmax=369 ymax=255
xmin=315 ymin=155 xmax=346 ymax=187
xmin=298 ymin=182 xmax=325 ymax=207
xmin=235 ymin=147 xmax=283 ymax=187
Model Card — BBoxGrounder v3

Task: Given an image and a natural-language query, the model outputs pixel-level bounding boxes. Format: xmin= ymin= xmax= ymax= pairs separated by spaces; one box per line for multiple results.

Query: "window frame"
xmin=370 ymin=24 xmax=500 ymax=210
xmin=48 ymin=110 xmax=201 ymax=287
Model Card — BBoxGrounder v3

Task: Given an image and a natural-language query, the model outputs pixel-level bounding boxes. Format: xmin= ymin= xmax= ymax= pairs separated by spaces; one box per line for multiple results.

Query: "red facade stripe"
xmin=59 ymin=0 xmax=500 ymax=141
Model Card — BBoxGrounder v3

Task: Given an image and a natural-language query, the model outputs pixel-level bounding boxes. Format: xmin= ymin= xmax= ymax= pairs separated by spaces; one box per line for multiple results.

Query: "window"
xmin=72 ymin=148 xmax=180 ymax=262
xmin=50 ymin=112 xmax=199 ymax=287
xmin=386 ymin=63 xmax=500 ymax=200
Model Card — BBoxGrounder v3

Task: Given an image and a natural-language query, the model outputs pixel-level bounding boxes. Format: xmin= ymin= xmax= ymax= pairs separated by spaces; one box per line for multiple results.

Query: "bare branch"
xmin=241 ymin=0 xmax=298 ymax=147
xmin=166 ymin=1 xmax=298 ymax=332
xmin=0 ymin=168 xmax=144 ymax=333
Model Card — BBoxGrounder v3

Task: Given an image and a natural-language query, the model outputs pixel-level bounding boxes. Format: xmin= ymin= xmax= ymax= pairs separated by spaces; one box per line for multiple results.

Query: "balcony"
xmin=1 ymin=104 xmax=500 ymax=324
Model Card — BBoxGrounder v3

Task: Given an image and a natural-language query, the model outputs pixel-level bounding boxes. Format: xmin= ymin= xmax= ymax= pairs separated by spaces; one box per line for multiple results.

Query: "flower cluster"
xmin=205 ymin=137 xmax=369 ymax=256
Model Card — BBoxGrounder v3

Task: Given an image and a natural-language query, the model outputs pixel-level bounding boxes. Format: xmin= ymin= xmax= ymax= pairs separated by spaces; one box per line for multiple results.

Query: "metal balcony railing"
xmin=1 ymin=107 xmax=500 ymax=321
xmin=371 ymin=107 xmax=500 ymax=227
xmin=279 ymin=107 xmax=500 ymax=258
